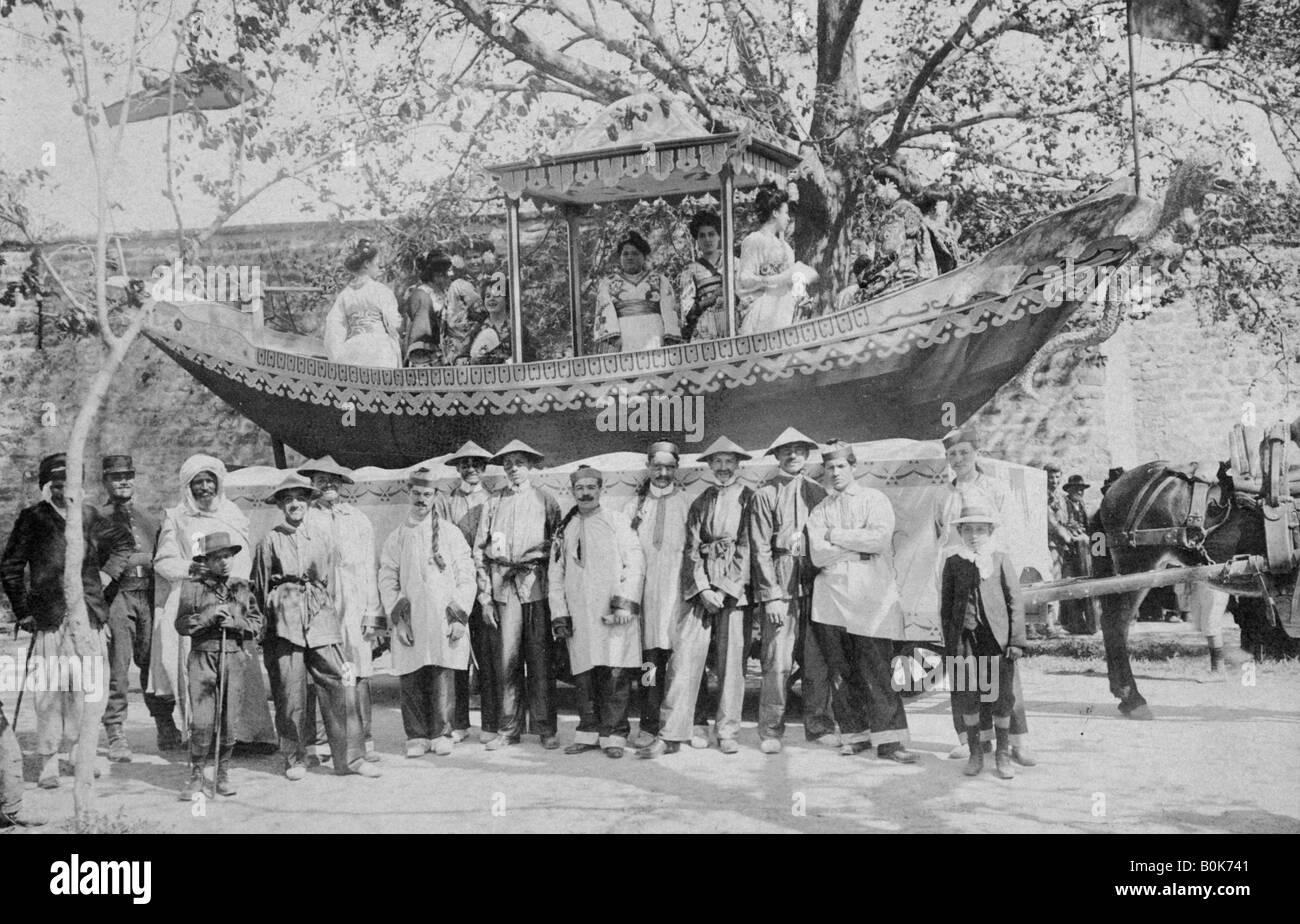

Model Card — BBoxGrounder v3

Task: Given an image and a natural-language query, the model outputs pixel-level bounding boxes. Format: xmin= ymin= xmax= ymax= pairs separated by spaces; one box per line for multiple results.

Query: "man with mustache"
xmin=378 ymin=468 xmax=477 ymax=758
xmin=153 ymin=454 xmax=276 ymax=752
xmin=442 ymin=441 xmax=497 ymax=743
xmin=748 ymin=427 xmax=843 ymax=754
xmin=550 ymin=467 xmax=645 ymax=759
xmin=807 ymin=441 xmax=919 ymax=763
xmin=640 ymin=437 xmax=754 ymax=757
xmin=302 ymin=456 xmax=383 ymax=765
xmin=253 ymin=474 xmax=379 ymax=780
xmin=93 ymin=454 xmax=163 ymax=764
xmin=1 ymin=453 xmax=113 ymax=788
xmin=473 ymin=440 xmax=563 ymax=750
xmin=624 ymin=442 xmax=709 ymax=750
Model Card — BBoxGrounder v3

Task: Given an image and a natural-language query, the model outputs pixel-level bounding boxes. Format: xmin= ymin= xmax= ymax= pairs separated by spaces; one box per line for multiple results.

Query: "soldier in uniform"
xmin=473 ymin=440 xmax=563 ymax=749
xmin=441 ymin=441 xmax=497 ymax=742
xmin=748 ymin=427 xmax=843 ymax=753
xmin=94 ymin=453 xmax=164 ymax=763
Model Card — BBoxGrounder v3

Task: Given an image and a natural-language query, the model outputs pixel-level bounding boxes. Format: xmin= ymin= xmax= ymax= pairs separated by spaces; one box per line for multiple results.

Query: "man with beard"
xmin=639 ymin=437 xmax=753 ymax=758
xmin=378 ymin=468 xmax=477 ymax=758
xmin=254 ymin=474 xmax=379 ymax=780
xmin=93 ymin=454 xmax=163 ymax=764
xmin=624 ymin=442 xmax=709 ymax=750
xmin=442 ymin=441 xmax=497 ymax=743
xmin=808 ymin=441 xmax=919 ymax=763
xmin=932 ymin=428 xmax=1035 ymax=766
xmin=153 ymin=455 xmax=276 ymax=752
xmin=302 ymin=456 xmax=383 ymax=764
xmin=550 ymin=467 xmax=645 ymax=759
xmin=473 ymin=440 xmax=563 ymax=750
xmin=1 ymin=453 xmax=114 ymax=788
xmin=748 ymin=427 xmax=843 ymax=754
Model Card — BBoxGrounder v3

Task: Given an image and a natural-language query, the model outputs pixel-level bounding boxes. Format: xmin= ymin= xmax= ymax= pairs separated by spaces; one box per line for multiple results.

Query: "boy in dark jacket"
xmin=939 ymin=503 xmax=1027 ymax=780
xmin=176 ymin=532 xmax=263 ymax=800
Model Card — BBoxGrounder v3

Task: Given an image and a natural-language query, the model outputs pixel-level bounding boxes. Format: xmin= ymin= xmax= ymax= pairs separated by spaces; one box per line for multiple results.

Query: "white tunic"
xmin=622 ymin=485 xmax=692 ymax=652
xmin=323 ymin=277 xmax=402 ymax=368
xmin=377 ymin=513 xmax=476 ymax=675
xmin=307 ymin=503 xmax=382 ymax=678
xmin=548 ymin=507 xmax=646 ymax=676
xmin=807 ymin=482 xmax=906 ymax=640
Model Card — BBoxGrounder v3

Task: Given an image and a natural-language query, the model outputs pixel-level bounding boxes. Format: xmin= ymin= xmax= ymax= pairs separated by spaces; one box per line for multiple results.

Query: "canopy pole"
xmin=1125 ymin=0 xmax=1143 ymax=197
xmin=564 ymin=206 xmax=585 ymax=357
xmin=720 ymin=166 xmax=737 ymax=337
xmin=271 ymin=435 xmax=287 ymax=470
xmin=506 ymin=196 xmax=525 ymax=363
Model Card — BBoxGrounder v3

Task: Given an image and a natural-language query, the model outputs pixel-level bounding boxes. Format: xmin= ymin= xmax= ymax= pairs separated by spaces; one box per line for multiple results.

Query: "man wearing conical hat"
xmin=153 ymin=454 xmax=276 ymax=752
xmin=932 ymin=428 xmax=1035 ymax=767
xmin=92 ymin=453 xmax=165 ymax=764
xmin=378 ymin=468 xmax=477 ymax=758
xmin=1 ymin=453 xmax=114 ymax=789
xmin=549 ymin=467 xmax=646 ymax=758
xmin=253 ymin=474 xmax=379 ymax=780
xmin=302 ymin=456 xmax=383 ymax=764
xmin=441 ymin=441 xmax=497 ymax=743
xmin=807 ymin=441 xmax=919 ymax=763
xmin=748 ymin=427 xmax=844 ymax=754
xmin=623 ymin=441 xmax=710 ymax=750
xmin=640 ymin=436 xmax=753 ymax=757
xmin=473 ymin=439 xmax=563 ymax=749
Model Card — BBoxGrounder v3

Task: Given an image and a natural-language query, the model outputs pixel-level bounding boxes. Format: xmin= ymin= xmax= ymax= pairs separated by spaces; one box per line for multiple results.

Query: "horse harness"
xmin=1106 ymin=461 xmax=1227 ymax=558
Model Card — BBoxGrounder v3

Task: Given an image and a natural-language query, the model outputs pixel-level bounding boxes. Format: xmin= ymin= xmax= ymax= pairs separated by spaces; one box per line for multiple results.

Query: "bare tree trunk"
xmin=61 ymin=309 xmax=149 ymax=830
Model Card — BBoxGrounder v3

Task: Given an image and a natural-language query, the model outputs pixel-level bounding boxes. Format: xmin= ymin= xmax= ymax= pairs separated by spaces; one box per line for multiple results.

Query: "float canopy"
xmin=485 ymin=93 xmax=801 ymax=207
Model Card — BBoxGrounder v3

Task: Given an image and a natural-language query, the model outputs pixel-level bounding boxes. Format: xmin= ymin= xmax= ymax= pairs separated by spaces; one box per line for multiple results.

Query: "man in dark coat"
xmin=93 ymin=454 xmax=165 ymax=762
xmin=0 ymin=453 xmax=116 ymax=788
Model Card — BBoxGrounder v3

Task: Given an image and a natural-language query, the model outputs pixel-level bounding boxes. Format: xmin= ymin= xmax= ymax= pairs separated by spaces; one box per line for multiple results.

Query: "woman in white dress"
xmin=593 ymin=231 xmax=680 ymax=353
xmin=736 ymin=185 xmax=817 ymax=334
xmin=323 ymin=239 xmax=402 ymax=367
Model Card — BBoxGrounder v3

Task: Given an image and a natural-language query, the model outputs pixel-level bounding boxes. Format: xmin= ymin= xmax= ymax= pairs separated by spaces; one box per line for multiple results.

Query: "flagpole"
xmin=1126 ymin=0 xmax=1143 ymax=197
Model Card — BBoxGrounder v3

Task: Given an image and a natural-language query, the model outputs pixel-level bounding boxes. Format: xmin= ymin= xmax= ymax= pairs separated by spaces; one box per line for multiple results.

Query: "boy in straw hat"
xmin=550 ymin=466 xmax=646 ymax=758
xmin=749 ymin=427 xmax=843 ymax=754
xmin=378 ymin=467 xmax=477 ymax=757
xmin=473 ymin=440 xmax=563 ymax=749
xmin=254 ymin=474 xmax=379 ymax=780
xmin=939 ymin=503 xmax=1027 ymax=779
xmin=175 ymin=531 xmax=262 ymax=799
xmin=640 ymin=436 xmax=754 ymax=758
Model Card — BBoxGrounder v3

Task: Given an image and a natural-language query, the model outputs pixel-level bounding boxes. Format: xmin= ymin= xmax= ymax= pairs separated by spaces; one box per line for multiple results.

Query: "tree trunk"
xmin=62 ymin=311 xmax=148 ymax=830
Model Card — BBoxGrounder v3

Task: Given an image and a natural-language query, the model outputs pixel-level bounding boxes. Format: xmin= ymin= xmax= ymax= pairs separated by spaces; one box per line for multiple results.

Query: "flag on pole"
xmin=104 ymin=64 xmax=257 ymax=126
xmin=1129 ymin=0 xmax=1240 ymax=50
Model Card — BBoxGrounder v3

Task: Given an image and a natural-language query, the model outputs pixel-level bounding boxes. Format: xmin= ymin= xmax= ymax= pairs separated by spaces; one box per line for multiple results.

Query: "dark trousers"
xmin=400 ymin=666 xmax=456 ymax=742
xmin=759 ymin=595 xmax=840 ymax=740
xmin=950 ymin=623 xmax=1019 ymax=731
xmin=573 ymin=667 xmax=633 ymax=747
xmin=828 ymin=631 xmax=910 ymax=748
xmin=949 ymin=670 xmax=1028 ymax=741
xmin=0 ymin=703 xmax=23 ymax=814
xmin=264 ymin=637 xmax=363 ymax=773
xmin=453 ymin=602 xmax=497 ymax=732
xmin=493 ymin=596 xmax=557 ymax=739
xmin=306 ymin=675 xmax=373 ymax=754
xmin=640 ymin=647 xmax=708 ymax=736
xmin=810 ymin=623 xmax=874 ymax=742
xmin=186 ymin=647 xmax=243 ymax=766
xmin=104 ymin=587 xmax=173 ymax=727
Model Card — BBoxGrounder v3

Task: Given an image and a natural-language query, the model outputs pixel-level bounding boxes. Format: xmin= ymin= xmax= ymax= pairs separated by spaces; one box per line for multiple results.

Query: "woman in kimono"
xmin=679 ymin=210 xmax=727 ymax=342
xmin=593 ymin=231 xmax=680 ymax=353
xmin=736 ymin=185 xmax=817 ymax=334
xmin=323 ymin=239 xmax=402 ymax=368
xmin=153 ymin=454 xmax=277 ymax=750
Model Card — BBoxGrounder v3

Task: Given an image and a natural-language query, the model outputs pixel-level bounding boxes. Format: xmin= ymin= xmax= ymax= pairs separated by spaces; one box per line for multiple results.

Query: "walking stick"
xmin=12 ymin=630 xmax=38 ymax=729
xmin=212 ymin=627 xmax=228 ymax=784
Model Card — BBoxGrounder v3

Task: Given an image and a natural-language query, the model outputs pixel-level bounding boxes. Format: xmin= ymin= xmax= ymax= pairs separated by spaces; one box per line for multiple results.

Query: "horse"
xmin=1097 ymin=425 xmax=1298 ymax=719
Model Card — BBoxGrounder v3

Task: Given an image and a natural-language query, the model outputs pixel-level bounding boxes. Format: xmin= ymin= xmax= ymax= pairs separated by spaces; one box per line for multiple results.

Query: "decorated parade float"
xmin=142 ymin=94 xmax=1144 ymax=469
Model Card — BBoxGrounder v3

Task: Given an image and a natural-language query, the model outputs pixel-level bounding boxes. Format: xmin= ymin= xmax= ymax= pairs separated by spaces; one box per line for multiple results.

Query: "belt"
xmin=614 ymin=299 xmax=660 ymax=319
xmin=484 ymin=555 xmax=547 ymax=583
xmin=270 ymin=575 xmax=325 ymax=590
xmin=697 ymin=539 xmax=736 ymax=559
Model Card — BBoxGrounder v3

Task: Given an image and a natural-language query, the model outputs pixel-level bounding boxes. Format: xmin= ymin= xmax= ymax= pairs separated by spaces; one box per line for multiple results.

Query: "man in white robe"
xmin=550 ymin=467 xmax=646 ymax=758
xmin=807 ymin=441 xmax=919 ymax=763
xmin=378 ymin=468 xmax=477 ymax=757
